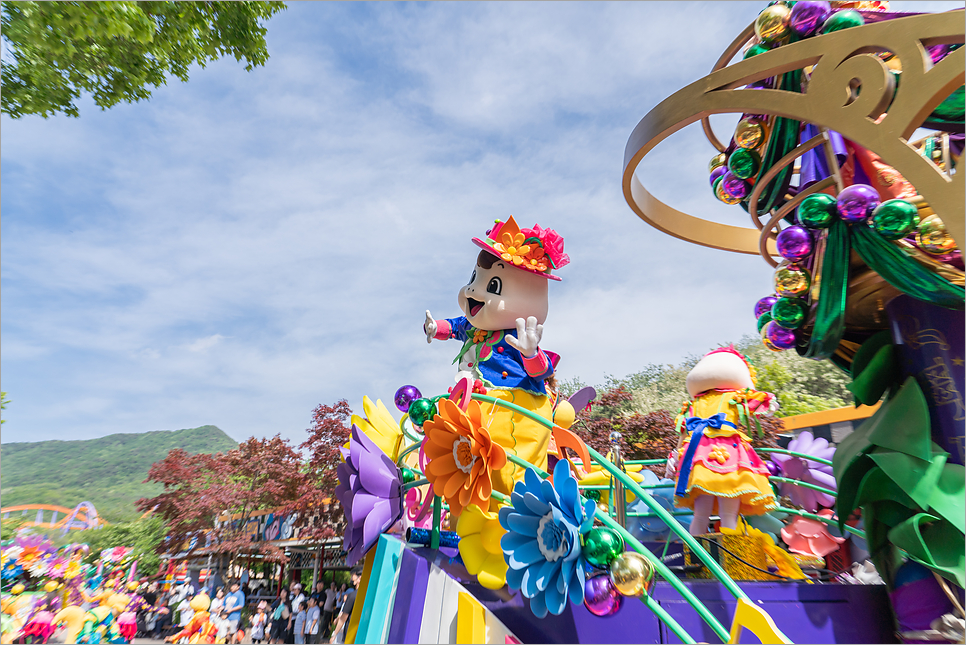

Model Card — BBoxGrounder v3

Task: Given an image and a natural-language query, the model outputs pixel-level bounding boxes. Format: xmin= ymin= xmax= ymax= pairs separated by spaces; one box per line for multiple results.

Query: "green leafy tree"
xmin=80 ymin=515 xmax=168 ymax=576
xmin=1 ymin=0 xmax=286 ymax=118
xmin=1 ymin=391 xmax=9 ymax=424
xmin=1 ymin=516 xmax=26 ymax=541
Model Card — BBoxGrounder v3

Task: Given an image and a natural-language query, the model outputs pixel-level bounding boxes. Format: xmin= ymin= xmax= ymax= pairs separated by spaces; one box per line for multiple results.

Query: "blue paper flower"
xmin=627 ymin=470 xmax=692 ymax=542
xmin=499 ymin=459 xmax=596 ymax=618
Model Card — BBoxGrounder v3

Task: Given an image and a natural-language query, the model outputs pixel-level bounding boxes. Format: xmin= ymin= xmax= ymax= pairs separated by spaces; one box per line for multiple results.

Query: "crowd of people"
xmin=140 ymin=567 xmax=362 ymax=644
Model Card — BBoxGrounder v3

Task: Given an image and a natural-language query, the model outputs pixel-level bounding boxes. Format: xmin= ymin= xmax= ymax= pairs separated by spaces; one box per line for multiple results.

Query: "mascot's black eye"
xmin=469 ymin=270 xmax=476 ymax=285
xmin=486 ymin=277 xmax=502 ymax=295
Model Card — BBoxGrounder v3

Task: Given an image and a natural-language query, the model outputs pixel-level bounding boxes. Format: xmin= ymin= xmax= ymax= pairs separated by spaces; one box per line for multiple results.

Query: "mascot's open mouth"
xmin=467 ymin=297 xmax=484 ymax=317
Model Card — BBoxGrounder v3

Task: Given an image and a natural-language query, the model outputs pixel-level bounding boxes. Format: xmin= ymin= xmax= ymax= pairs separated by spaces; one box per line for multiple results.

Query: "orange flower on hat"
xmin=423 ymin=398 xmax=507 ymax=516
xmin=493 ymin=231 xmax=531 ymax=266
xmin=520 ymin=245 xmax=549 ymax=272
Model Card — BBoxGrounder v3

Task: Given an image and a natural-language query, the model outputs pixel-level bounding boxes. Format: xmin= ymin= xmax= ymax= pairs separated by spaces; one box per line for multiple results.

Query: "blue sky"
xmin=1 ymin=1 xmax=960 ymax=444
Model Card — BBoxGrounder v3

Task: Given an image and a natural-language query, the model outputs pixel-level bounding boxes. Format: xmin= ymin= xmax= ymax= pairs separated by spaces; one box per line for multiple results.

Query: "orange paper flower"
xmin=493 ymin=230 xmax=532 ymax=266
xmin=423 ymin=398 xmax=507 ymax=516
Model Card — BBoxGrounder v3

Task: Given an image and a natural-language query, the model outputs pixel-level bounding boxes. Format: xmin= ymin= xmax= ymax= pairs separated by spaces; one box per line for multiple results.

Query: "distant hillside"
xmin=1 ymin=426 xmax=238 ymax=522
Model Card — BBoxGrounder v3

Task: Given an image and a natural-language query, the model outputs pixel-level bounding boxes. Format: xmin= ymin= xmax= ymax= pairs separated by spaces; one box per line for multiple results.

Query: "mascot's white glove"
xmin=664 ymin=451 xmax=678 ymax=480
xmin=424 ymin=310 xmax=437 ymax=344
xmin=505 ymin=316 xmax=543 ymax=358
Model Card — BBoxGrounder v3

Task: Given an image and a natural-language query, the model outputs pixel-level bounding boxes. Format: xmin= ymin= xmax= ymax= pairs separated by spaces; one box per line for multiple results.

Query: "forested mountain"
xmin=1 ymin=426 xmax=238 ymax=522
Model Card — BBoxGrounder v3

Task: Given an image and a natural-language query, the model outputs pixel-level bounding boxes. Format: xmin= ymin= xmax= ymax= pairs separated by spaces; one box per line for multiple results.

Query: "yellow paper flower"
xmin=709 ymin=445 xmax=731 ymax=464
xmin=456 ymin=505 xmax=508 ymax=589
xmin=349 ymin=396 xmax=404 ymax=462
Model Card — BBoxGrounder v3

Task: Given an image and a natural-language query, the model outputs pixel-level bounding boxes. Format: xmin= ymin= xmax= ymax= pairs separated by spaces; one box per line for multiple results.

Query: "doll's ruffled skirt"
xmin=675 ymin=434 xmax=777 ymax=516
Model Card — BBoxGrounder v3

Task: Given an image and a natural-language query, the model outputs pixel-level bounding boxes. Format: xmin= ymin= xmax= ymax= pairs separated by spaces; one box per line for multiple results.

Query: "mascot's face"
xmin=458 ymin=251 xmax=549 ymax=331
xmin=686 ymin=351 xmax=753 ymax=398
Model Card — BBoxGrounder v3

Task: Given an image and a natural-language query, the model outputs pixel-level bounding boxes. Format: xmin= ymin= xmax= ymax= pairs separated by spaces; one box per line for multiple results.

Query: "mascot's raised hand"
xmin=505 ymin=316 xmax=543 ymax=358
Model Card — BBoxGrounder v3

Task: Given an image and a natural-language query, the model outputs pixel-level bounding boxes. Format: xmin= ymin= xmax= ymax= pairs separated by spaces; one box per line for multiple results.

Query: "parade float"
xmin=329 ymin=2 xmax=964 ymax=644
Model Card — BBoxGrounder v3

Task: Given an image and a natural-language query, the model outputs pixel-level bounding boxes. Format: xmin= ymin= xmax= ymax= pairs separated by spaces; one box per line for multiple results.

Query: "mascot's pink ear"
xmin=449 ymin=376 xmax=473 ymax=411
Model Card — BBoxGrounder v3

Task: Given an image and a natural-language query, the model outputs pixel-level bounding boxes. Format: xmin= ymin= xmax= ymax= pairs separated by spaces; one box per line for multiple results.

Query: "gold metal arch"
xmin=622 ymin=11 xmax=965 ymax=256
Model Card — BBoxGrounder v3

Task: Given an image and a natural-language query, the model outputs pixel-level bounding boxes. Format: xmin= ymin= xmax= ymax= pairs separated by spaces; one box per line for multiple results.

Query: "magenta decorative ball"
xmin=583 ymin=574 xmax=623 ymax=617
xmin=789 ymin=1 xmax=831 ymax=36
xmin=836 ymin=184 xmax=880 ymax=223
xmin=709 ymin=165 xmax=727 ymax=187
xmin=393 ymin=385 xmax=422 ymax=413
xmin=721 ymin=171 xmax=750 ymax=201
xmin=765 ymin=321 xmax=797 ymax=350
xmin=776 ymin=226 xmax=813 ymax=262
xmin=755 ymin=295 xmax=779 ymax=319
xmin=765 ymin=460 xmax=782 ymax=477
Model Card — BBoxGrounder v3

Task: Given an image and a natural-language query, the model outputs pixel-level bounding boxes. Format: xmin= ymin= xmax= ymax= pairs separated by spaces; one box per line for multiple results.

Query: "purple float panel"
xmin=887 ymin=295 xmax=966 ymax=465
xmin=388 ymin=547 xmax=431 ymax=644
xmin=654 ymin=581 xmax=897 ymax=645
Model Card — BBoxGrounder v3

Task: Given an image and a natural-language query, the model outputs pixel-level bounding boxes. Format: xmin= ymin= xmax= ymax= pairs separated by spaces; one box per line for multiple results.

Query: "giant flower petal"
xmin=351 ymin=396 xmax=405 ymax=462
xmin=771 ymin=430 xmax=837 ymax=511
xmin=499 ymin=459 xmax=596 ymax=618
xmin=335 ymin=424 xmax=403 ymax=566
xmin=780 ymin=514 xmax=845 ymax=557
xmin=423 ymin=398 xmax=506 ymax=517
xmin=457 ymin=505 xmax=508 ymax=589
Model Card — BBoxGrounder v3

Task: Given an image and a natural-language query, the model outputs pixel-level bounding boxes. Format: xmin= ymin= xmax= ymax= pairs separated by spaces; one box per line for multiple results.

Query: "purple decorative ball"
xmin=394 ymin=385 xmax=422 ymax=413
xmin=765 ymin=321 xmax=797 ymax=350
xmin=789 ymin=1 xmax=831 ymax=36
xmin=776 ymin=226 xmax=813 ymax=262
xmin=766 ymin=460 xmax=782 ymax=477
xmin=583 ymin=574 xmax=623 ymax=617
xmin=755 ymin=295 xmax=779 ymax=319
xmin=721 ymin=171 xmax=750 ymax=201
xmin=709 ymin=165 xmax=727 ymax=187
xmin=836 ymin=184 xmax=880 ymax=223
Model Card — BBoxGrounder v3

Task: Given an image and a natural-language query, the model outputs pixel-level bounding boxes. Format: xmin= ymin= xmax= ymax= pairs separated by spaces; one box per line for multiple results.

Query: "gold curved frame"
xmin=623 ymin=11 xmax=965 ymax=256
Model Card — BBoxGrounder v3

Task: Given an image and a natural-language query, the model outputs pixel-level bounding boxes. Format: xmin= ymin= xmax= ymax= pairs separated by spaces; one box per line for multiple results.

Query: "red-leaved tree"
xmin=285 ymin=400 xmax=353 ymax=541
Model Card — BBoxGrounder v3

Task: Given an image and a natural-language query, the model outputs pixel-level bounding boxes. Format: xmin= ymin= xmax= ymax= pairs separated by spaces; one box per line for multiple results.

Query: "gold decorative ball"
xmin=916 ymin=215 xmax=957 ymax=255
xmin=734 ymin=117 xmax=768 ymax=150
xmin=709 ymin=153 xmax=727 ymax=174
xmin=774 ymin=264 xmax=811 ymax=298
xmin=608 ymin=551 xmax=655 ymax=596
xmin=755 ymin=4 xmax=792 ymax=42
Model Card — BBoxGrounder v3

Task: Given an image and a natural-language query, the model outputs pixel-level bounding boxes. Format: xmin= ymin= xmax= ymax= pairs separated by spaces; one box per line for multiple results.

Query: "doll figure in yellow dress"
xmin=668 ymin=346 xmax=778 ymax=535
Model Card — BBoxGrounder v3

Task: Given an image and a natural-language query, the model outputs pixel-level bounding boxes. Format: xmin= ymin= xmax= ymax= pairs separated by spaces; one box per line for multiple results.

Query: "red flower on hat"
xmin=523 ymin=224 xmax=569 ymax=270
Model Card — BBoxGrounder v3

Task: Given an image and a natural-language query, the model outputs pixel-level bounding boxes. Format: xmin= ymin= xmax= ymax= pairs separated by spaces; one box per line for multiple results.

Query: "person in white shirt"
xmin=305 ymin=597 xmax=321 ymax=644
xmin=290 ymin=583 xmax=305 ymax=614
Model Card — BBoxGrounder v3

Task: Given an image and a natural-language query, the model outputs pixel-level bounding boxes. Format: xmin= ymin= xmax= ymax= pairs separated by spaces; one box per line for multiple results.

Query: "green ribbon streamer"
xmin=851 ymin=225 xmax=964 ymax=310
xmin=803 ymin=219 xmax=849 ymax=359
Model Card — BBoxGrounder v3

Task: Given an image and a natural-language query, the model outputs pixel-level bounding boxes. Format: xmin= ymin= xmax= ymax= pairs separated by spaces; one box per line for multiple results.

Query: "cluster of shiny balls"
xmin=754 ymin=183 xmax=959 ymax=351
xmin=394 ymin=384 xmax=437 ymax=426
xmin=710 ymin=1 xmax=867 ymax=206
xmin=581 ymin=527 xmax=655 ymax=617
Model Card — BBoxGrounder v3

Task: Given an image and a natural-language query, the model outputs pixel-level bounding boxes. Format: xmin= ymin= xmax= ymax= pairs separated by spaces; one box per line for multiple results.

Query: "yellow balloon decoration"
xmin=44 ymin=580 xmax=60 ymax=593
xmin=609 ymin=551 xmax=655 ymax=596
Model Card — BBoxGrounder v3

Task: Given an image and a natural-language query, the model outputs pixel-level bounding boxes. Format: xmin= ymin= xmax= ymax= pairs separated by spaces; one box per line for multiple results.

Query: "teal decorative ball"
xmin=821 ymin=9 xmax=864 ymax=34
xmin=872 ymin=199 xmax=919 ymax=240
xmin=757 ymin=312 xmax=774 ymax=333
xmin=771 ymin=297 xmax=808 ymax=329
xmin=583 ymin=528 xmax=625 ymax=569
xmin=408 ymin=398 xmax=437 ymax=426
xmin=797 ymin=193 xmax=837 ymax=229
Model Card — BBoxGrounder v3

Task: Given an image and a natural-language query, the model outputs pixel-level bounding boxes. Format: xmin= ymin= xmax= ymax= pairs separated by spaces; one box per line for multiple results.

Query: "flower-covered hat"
xmin=473 ymin=216 xmax=570 ymax=281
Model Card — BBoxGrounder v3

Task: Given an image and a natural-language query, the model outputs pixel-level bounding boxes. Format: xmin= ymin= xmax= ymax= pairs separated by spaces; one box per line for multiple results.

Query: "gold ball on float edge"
xmin=916 ymin=215 xmax=957 ymax=255
xmin=709 ymin=153 xmax=727 ymax=173
xmin=734 ymin=117 xmax=767 ymax=150
xmin=755 ymin=4 xmax=792 ymax=42
xmin=608 ymin=551 xmax=655 ymax=596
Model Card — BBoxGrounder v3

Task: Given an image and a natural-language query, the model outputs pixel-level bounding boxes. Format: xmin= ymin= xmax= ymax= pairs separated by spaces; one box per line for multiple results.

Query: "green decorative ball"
xmin=797 ymin=193 xmax=836 ymax=229
xmin=728 ymin=148 xmax=761 ymax=180
xmin=872 ymin=199 xmax=919 ymax=240
xmin=408 ymin=398 xmax=437 ymax=426
xmin=771 ymin=297 xmax=808 ymax=329
xmin=757 ymin=312 xmax=773 ymax=333
xmin=820 ymin=9 xmax=864 ymax=34
xmin=583 ymin=527 xmax=625 ymax=568
xmin=584 ymin=489 xmax=602 ymax=502
xmin=712 ymin=175 xmax=724 ymax=195
xmin=401 ymin=467 xmax=417 ymax=484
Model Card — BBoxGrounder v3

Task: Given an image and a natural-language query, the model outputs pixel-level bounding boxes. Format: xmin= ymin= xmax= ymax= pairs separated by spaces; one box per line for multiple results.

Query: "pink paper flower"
xmin=522 ymin=225 xmax=570 ymax=270
xmin=780 ymin=511 xmax=845 ymax=557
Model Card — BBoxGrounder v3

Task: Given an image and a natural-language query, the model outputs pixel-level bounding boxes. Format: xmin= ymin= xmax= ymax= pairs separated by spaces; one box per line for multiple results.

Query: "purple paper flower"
xmin=335 ymin=424 xmax=403 ymax=566
xmin=771 ymin=430 xmax=837 ymax=511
